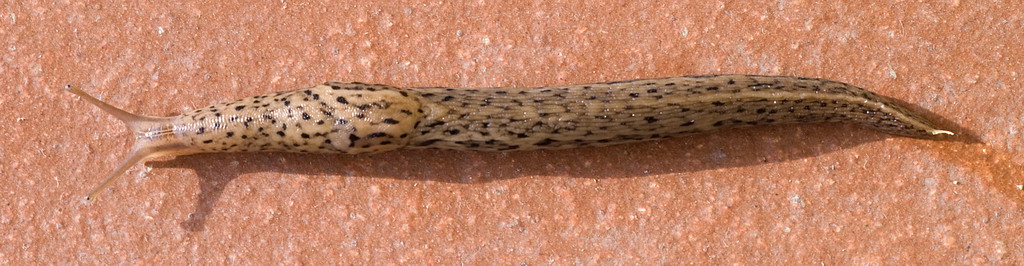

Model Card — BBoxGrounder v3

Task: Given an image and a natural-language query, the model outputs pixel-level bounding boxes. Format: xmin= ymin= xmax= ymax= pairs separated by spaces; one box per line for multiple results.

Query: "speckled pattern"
xmin=90 ymin=75 xmax=951 ymax=155
xmin=4 ymin=1 xmax=1024 ymax=264
xmin=410 ymin=74 xmax=949 ymax=151
xmin=72 ymin=74 xmax=952 ymax=199
xmin=177 ymin=82 xmax=422 ymax=154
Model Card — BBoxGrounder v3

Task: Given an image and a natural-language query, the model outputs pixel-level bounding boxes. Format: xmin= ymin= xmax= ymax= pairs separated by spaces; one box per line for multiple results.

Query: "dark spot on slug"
xmin=534 ymin=138 xmax=556 ymax=146
xmin=418 ymin=139 xmax=441 ymax=146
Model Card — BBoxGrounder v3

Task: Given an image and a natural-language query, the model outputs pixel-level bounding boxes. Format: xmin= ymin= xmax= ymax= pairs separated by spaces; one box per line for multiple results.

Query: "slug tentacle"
xmin=66 ymin=85 xmax=194 ymax=201
xmin=68 ymin=75 xmax=954 ymax=200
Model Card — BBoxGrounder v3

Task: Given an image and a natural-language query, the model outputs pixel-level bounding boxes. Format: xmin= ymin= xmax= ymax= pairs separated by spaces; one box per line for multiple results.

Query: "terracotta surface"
xmin=3 ymin=0 xmax=1022 ymax=264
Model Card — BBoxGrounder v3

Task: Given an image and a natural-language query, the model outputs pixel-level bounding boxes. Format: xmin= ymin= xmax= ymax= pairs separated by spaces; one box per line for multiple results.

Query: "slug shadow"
xmin=154 ymin=123 xmax=965 ymax=231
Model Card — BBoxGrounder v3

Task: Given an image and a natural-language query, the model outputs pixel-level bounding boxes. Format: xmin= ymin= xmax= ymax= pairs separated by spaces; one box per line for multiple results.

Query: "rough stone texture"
xmin=2 ymin=0 xmax=1022 ymax=264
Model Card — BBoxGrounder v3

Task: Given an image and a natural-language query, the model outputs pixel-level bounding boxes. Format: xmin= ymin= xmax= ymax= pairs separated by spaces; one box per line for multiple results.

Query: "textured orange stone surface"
xmin=3 ymin=0 xmax=1023 ymax=264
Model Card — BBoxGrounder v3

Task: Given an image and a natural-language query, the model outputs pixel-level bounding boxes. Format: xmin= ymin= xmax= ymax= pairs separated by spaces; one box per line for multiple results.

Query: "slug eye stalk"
xmin=67 ymin=85 xmax=191 ymax=202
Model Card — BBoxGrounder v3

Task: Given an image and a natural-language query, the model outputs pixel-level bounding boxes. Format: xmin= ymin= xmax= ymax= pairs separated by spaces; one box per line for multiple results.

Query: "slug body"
xmin=69 ymin=74 xmax=952 ymax=200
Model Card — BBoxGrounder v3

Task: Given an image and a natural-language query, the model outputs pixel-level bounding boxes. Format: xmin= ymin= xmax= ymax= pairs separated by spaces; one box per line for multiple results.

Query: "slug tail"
xmin=66 ymin=85 xmax=192 ymax=201
xmin=930 ymin=129 xmax=955 ymax=136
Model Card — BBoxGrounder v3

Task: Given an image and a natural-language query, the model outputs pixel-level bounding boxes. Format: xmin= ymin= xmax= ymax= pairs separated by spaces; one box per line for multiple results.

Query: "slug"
xmin=68 ymin=74 xmax=953 ymax=200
